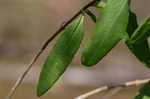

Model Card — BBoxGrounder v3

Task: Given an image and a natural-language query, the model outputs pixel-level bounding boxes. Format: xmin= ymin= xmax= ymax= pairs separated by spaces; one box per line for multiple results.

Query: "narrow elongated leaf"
xmin=126 ymin=11 xmax=138 ymax=37
xmin=127 ymin=41 xmax=150 ymax=66
xmin=129 ymin=18 xmax=150 ymax=44
xmin=95 ymin=4 xmax=150 ymax=67
xmin=81 ymin=0 xmax=129 ymax=66
xmin=126 ymin=13 xmax=150 ymax=67
xmin=37 ymin=15 xmax=84 ymax=96
xmin=135 ymin=81 xmax=150 ymax=99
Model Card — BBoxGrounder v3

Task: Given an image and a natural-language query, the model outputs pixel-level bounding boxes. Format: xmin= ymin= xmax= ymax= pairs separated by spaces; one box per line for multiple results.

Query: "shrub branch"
xmin=75 ymin=79 xmax=150 ymax=99
xmin=5 ymin=0 xmax=97 ymax=99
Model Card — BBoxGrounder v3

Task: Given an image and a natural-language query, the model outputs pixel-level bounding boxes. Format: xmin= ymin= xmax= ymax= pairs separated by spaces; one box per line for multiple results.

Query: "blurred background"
xmin=0 ymin=0 xmax=150 ymax=99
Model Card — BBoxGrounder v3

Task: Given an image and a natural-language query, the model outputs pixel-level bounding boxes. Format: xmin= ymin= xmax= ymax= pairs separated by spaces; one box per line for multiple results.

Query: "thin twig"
xmin=101 ymin=79 xmax=150 ymax=99
xmin=5 ymin=0 xmax=97 ymax=99
xmin=75 ymin=86 xmax=108 ymax=99
xmin=5 ymin=50 xmax=42 ymax=99
xmin=75 ymin=79 xmax=150 ymax=99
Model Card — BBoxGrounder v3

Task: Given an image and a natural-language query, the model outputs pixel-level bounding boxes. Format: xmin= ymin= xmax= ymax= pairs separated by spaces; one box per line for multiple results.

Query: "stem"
xmin=5 ymin=0 xmax=97 ymax=99
xmin=75 ymin=86 xmax=108 ymax=99
xmin=5 ymin=50 xmax=42 ymax=99
xmin=75 ymin=79 xmax=150 ymax=99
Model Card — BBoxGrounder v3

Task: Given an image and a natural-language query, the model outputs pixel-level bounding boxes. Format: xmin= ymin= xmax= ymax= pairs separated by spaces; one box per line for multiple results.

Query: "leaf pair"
xmin=81 ymin=0 xmax=129 ymax=66
xmin=83 ymin=0 xmax=150 ymax=68
xmin=37 ymin=15 xmax=84 ymax=96
xmin=37 ymin=0 xmax=150 ymax=96
xmin=85 ymin=2 xmax=150 ymax=98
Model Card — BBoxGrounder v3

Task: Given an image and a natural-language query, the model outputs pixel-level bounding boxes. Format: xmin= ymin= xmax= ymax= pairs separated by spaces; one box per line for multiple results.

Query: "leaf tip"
xmin=36 ymin=80 xmax=51 ymax=97
xmin=36 ymin=84 xmax=46 ymax=97
xmin=81 ymin=54 xmax=96 ymax=67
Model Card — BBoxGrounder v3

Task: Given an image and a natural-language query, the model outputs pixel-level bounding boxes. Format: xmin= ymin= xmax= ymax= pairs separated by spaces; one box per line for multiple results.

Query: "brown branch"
xmin=75 ymin=79 xmax=150 ymax=99
xmin=5 ymin=1 xmax=97 ymax=99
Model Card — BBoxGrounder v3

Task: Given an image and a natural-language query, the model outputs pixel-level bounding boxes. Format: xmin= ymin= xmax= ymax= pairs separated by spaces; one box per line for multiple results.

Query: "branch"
xmin=75 ymin=86 xmax=108 ymax=99
xmin=75 ymin=79 xmax=150 ymax=99
xmin=5 ymin=1 xmax=97 ymax=99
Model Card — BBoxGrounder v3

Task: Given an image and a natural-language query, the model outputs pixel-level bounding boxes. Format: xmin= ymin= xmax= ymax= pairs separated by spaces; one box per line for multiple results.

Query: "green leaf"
xmin=127 ymin=41 xmax=150 ymax=67
xmin=95 ymin=1 xmax=106 ymax=9
xmin=94 ymin=1 xmax=106 ymax=15
xmin=135 ymin=81 xmax=150 ymax=99
xmin=129 ymin=18 xmax=150 ymax=44
xmin=126 ymin=12 xmax=150 ymax=67
xmin=81 ymin=0 xmax=129 ymax=66
xmin=37 ymin=15 xmax=84 ymax=96
xmin=143 ymin=96 xmax=150 ymax=99
xmin=126 ymin=11 xmax=138 ymax=37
